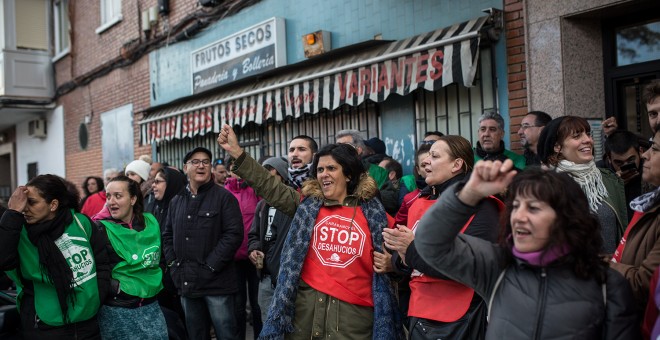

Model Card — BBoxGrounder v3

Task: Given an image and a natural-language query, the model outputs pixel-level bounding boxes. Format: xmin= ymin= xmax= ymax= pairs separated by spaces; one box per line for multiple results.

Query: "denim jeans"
xmin=181 ymin=295 xmax=236 ymax=340
xmin=258 ymin=275 xmax=275 ymax=322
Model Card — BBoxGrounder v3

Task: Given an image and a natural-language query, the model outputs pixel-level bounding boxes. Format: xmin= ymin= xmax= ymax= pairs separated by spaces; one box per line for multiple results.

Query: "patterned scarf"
xmin=554 ymin=160 xmax=608 ymax=213
xmin=288 ymin=163 xmax=311 ymax=190
xmin=259 ymin=197 xmax=404 ymax=340
xmin=629 ymin=185 xmax=660 ymax=213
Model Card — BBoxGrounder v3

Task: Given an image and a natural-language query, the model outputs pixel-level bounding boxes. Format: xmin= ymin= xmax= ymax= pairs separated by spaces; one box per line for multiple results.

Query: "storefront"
xmin=139 ymin=10 xmax=503 ymax=171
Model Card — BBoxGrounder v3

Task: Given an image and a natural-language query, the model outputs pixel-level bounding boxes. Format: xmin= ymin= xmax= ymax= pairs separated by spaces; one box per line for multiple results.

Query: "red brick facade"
xmin=504 ymin=0 xmax=528 ymax=152
xmin=55 ymin=0 xmax=199 ymax=189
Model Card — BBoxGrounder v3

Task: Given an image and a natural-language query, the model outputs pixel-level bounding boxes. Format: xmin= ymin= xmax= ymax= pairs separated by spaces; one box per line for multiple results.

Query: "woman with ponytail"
xmin=0 ymin=174 xmax=110 ymax=339
xmin=92 ymin=175 xmax=168 ymax=339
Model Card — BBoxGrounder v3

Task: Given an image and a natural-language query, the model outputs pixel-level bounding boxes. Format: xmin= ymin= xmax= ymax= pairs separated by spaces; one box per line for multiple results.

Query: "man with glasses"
xmin=517 ymin=111 xmax=552 ymax=166
xmin=420 ymin=131 xmax=443 ymax=145
xmin=162 ymin=146 xmax=244 ymax=340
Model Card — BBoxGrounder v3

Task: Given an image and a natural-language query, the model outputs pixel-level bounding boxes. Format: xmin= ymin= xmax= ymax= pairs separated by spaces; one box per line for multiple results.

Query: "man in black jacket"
xmin=247 ymin=156 xmax=293 ymax=322
xmin=162 ymin=147 xmax=244 ymax=340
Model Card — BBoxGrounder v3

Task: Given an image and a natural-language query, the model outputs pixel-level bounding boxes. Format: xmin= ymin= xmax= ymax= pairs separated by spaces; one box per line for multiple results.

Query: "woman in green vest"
xmin=92 ymin=175 xmax=168 ymax=339
xmin=0 ymin=174 xmax=110 ymax=339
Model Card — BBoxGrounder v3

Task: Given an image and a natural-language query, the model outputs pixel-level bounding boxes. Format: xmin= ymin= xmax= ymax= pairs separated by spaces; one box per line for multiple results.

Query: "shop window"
xmin=414 ymin=48 xmax=496 ymax=146
xmin=97 ymin=0 xmax=122 ymax=34
xmin=53 ymin=0 xmax=70 ymax=58
xmin=616 ymin=19 xmax=660 ymax=66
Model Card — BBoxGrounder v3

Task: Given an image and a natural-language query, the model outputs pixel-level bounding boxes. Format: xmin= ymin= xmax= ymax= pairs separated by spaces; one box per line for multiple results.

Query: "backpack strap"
xmin=487 ymin=267 xmax=507 ymax=323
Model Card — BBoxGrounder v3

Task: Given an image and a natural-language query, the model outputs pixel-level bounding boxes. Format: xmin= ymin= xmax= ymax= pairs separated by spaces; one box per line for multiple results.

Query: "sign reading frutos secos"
xmin=191 ymin=17 xmax=287 ymax=94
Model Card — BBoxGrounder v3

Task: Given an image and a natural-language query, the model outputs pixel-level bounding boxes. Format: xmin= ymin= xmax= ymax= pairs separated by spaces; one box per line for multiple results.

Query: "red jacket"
xmin=81 ymin=191 xmax=106 ymax=218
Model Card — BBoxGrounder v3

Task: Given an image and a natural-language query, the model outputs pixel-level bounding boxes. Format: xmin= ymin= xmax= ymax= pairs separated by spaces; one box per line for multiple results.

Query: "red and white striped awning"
xmin=140 ymin=13 xmax=493 ymax=144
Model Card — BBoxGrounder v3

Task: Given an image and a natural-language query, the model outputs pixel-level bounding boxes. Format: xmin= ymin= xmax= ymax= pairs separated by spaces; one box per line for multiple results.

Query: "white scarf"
xmin=554 ymin=160 xmax=608 ymax=213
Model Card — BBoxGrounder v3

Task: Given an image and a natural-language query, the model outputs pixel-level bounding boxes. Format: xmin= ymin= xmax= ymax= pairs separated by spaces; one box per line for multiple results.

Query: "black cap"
xmin=364 ymin=137 xmax=386 ymax=155
xmin=537 ymin=116 xmax=566 ymax=165
xmin=183 ymin=147 xmax=213 ymax=164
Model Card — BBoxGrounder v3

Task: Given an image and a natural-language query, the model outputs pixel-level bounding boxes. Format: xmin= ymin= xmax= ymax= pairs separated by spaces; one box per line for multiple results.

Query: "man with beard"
xmin=517 ymin=111 xmax=552 ymax=166
xmin=474 ymin=111 xmax=526 ymax=170
xmin=286 ymin=135 xmax=318 ymax=189
xmin=601 ymin=130 xmax=651 ymax=222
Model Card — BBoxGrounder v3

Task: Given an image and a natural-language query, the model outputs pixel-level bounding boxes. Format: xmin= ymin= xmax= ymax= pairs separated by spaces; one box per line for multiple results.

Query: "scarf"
xmin=554 ymin=160 xmax=608 ymax=213
xmin=629 ymin=186 xmax=660 ymax=213
xmin=259 ymin=197 xmax=404 ymax=340
xmin=26 ymin=209 xmax=76 ymax=324
xmin=288 ymin=163 xmax=311 ymax=190
xmin=512 ymin=243 xmax=570 ymax=267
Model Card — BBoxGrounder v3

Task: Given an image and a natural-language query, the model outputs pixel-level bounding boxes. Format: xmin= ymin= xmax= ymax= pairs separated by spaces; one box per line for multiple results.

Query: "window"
xmin=97 ymin=0 xmax=122 ymax=34
xmin=616 ymin=19 xmax=660 ymax=66
xmin=101 ymin=105 xmax=134 ymax=171
xmin=53 ymin=0 xmax=70 ymax=57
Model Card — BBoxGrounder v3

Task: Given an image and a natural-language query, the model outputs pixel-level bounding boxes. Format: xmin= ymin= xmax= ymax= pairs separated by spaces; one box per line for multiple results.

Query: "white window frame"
xmin=96 ymin=0 xmax=122 ymax=34
xmin=53 ymin=0 xmax=70 ymax=61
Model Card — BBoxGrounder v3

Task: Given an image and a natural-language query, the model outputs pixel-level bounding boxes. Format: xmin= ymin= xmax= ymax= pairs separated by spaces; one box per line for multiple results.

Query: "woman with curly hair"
xmin=81 ymin=176 xmax=104 ymax=207
xmin=414 ymin=160 xmax=638 ymax=339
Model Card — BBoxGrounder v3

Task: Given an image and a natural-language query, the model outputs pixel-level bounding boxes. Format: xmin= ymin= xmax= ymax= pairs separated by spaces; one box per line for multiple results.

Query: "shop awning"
xmin=140 ymin=13 xmax=495 ymax=144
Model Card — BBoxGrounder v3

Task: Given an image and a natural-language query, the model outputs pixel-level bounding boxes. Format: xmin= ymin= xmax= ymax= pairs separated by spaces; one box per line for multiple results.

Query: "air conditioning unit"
xmin=28 ymin=119 xmax=47 ymax=138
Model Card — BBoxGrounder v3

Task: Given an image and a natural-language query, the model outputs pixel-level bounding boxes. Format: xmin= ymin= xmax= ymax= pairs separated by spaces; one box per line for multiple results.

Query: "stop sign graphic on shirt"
xmin=312 ymin=214 xmax=367 ymax=268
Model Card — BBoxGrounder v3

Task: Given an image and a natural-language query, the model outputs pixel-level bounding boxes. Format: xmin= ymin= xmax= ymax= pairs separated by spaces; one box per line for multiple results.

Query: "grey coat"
xmin=414 ymin=182 xmax=639 ymax=339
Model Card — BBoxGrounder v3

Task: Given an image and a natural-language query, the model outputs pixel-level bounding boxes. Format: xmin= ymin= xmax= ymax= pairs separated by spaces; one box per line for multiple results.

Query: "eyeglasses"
xmin=420 ymin=140 xmax=436 ymax=145
xmin=186 ymin=159 xmax=211 ymax=166
xmin=519 ymin=124 xmax=540 ymax=130
xmin=153 ymin=179 xmax=166 ymax=185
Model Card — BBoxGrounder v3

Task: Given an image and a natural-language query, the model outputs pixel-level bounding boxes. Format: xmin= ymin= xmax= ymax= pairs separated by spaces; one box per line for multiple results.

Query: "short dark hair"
xmin=604 ymin=130 xmax=641 ymax=156
xmin=528 ymin=111 xmax=552 ymax=127
xmin=292 ymin=135 xmax=318 ymax=153
xmin=501 ymin=168 xmax=606 ymax=281
xmin=424 ymin=131 xmax=444 ymax=138
xmin=310 ymin=143 xmax=365 ymax=195
xmin=381 ymin=157 xmax=403 ymax=179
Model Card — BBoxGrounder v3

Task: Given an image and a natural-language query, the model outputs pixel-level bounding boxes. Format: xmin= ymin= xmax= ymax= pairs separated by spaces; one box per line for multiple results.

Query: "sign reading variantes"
xmin=191 ymin=17 xmax=286 ymax=94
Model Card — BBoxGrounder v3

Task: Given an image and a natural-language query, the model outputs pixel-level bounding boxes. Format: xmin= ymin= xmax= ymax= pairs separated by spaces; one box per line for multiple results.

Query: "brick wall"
xmin=504 ymin=0 xmax=528 ymax=152
xmin=55 ymin=0 xmax=200 ymax=189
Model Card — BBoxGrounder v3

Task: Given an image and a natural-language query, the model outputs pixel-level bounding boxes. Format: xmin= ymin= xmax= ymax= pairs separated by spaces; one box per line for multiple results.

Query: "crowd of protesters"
xmin=0 ymin=80 xmax=660 ymax=339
